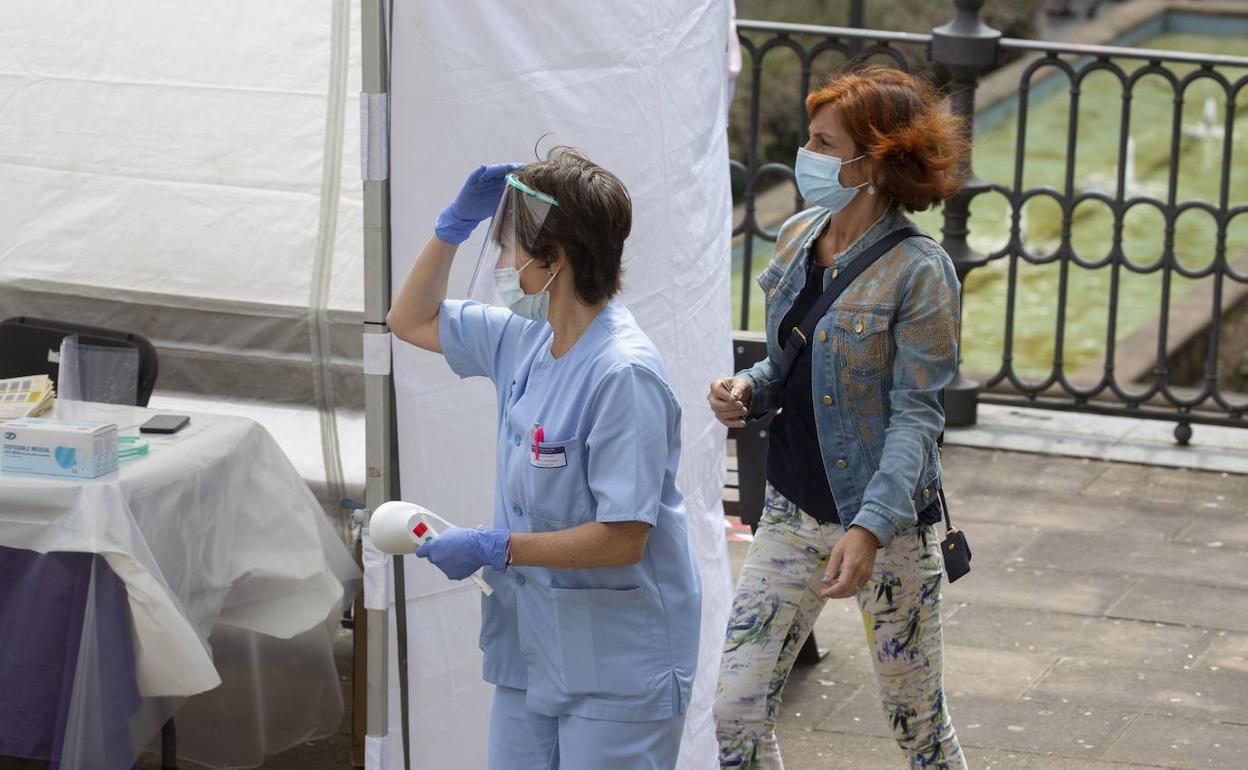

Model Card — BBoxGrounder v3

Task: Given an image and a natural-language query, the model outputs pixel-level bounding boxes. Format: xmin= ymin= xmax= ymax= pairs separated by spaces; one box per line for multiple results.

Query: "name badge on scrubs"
xmin=530 ymin=444 xmax=567 ymax=469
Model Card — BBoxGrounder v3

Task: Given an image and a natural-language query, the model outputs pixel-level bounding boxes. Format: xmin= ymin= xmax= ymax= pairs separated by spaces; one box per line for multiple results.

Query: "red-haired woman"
xmin=710 ymin=67 xmax=969 ymax=769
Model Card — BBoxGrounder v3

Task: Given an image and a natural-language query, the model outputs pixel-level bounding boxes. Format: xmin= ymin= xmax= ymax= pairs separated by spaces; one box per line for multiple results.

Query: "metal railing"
xmin=730 ymin=1 xmax=1248 ymax=438
xmin=730 ymin=22 xmax=931 ymax=331
xmin=982 ymin=36 xmax=1248 ymax=436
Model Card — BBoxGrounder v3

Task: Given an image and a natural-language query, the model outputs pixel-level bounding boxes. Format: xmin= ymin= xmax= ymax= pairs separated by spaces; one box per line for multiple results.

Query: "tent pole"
xmin=360 ymin=0 xmax=401 ymax=766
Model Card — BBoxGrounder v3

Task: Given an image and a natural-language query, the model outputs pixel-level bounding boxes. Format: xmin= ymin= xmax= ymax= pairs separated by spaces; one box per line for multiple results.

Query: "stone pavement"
xmin=761 ymin=445 xmax=1248 ymax=770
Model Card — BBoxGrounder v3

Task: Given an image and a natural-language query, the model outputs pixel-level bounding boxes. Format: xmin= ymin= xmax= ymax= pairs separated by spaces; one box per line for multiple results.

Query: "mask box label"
xmin=2 ymin=417 xmax=119 ymax=478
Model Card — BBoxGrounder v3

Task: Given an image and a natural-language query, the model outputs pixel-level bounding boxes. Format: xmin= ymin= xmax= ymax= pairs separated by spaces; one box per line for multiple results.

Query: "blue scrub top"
xmin=438 ymin=298 xmax=702 ymax=723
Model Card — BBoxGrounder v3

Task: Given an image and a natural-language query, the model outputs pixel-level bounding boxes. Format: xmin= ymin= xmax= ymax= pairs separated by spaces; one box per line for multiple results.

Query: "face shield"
xmin=466 ymin=173 xmax=560 ymax=303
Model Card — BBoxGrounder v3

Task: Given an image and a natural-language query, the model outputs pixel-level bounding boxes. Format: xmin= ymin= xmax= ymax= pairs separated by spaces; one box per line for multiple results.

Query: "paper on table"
xmin=0 ymin=375 xmax=56 ymax=421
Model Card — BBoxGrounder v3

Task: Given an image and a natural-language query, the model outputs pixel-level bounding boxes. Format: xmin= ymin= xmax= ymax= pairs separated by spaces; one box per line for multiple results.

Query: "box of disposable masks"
xmin=1 ymin=418 xmax=119 ymax=478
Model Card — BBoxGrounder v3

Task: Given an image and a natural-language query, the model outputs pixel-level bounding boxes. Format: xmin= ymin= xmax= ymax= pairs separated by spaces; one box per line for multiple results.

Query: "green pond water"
xmin=731 ymin=28 xmax=1248 ymax=383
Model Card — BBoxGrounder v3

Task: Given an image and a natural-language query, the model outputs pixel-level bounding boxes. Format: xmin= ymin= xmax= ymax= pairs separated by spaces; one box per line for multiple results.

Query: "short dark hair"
xmin=512 ymin=147 xmax=632 ymax=305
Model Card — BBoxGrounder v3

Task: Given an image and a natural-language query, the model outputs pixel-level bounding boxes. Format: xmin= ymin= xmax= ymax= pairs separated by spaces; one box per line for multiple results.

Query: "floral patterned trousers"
xmin=714 ymin=485 xmax=966 ymax=770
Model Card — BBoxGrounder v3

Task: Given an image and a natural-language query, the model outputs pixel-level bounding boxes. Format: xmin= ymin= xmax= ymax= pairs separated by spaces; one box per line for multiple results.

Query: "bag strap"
xmin=777 ymin=226 xmax=929 ymax=386
xmin=938 ymin=487 xmax=955 ymax=531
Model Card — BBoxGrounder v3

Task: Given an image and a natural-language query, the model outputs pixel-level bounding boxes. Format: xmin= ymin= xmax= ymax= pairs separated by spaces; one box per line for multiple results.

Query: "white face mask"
xmin=494 ymin=258 xmax=559 ymax=321
xmin=795 ymin=146 xmax=870 ymax=213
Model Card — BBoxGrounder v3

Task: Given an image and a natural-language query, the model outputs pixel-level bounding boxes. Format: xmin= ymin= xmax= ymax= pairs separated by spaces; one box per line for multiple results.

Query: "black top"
xmin=766 ymin=261 xmax=840 ymax=523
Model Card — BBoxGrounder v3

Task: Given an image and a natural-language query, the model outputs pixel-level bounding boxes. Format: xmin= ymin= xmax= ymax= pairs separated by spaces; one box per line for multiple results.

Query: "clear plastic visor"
xmin=466 ymin=173 xmax=558 ymax=303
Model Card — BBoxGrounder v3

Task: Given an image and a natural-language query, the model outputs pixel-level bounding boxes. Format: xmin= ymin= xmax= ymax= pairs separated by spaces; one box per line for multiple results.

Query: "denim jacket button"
xmin=832 ymin=268 xmax=840 ymax=279
xmin=923 ymin=488 xmax=932 ymax=500
xmin=817 ymin=330 xmax=827 ymax=342
xmin=835 ymin=459 xmax=848 ymax=470
xmin=854 ymin=321 xmax=864 ymax=334
xmin=822 ymin=394 xmax=833 ymax=406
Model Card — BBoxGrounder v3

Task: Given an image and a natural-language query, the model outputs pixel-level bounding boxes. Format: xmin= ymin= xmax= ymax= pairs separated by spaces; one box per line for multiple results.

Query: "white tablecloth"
xmin=0 ymin=400 xmax=360 ymax=766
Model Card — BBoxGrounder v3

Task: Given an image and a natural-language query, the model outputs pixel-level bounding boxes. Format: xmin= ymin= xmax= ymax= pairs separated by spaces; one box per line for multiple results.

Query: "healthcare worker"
xmin=386 ymin=148 xmax=701 ymax=770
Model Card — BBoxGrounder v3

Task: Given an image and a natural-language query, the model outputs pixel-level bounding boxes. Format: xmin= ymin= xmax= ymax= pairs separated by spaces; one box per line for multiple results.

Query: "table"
xmin=0 ymin=401 xmax=360 ymax=769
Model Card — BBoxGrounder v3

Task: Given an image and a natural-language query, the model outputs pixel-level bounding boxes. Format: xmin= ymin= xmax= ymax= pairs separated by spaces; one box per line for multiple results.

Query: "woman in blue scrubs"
xmin=386 ymin=149 xmax=701 ymax=770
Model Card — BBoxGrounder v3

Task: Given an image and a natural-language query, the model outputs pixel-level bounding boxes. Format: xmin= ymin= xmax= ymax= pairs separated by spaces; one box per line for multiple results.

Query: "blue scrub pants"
xmin=487 ymin=686 xmax=686 ymax=770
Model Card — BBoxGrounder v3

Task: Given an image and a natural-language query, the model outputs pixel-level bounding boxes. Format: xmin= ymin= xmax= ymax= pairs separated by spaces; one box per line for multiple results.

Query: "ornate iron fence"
xmin=730 ymin=2 xmax=1248 ymax=439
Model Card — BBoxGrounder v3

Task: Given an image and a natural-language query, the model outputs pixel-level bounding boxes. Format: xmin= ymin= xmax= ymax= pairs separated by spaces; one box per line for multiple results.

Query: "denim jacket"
xmin=737 ymin=205 xmax=960 ymax=546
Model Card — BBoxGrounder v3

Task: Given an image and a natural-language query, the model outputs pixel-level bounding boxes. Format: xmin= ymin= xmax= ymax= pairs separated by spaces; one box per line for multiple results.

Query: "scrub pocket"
xmin=479 ymin=576 xmax=517 ymax=652
xmin=523 ymin=438 xmax=593 ymax=532
xmin=551 ymin=586 xmax=663 ymax=698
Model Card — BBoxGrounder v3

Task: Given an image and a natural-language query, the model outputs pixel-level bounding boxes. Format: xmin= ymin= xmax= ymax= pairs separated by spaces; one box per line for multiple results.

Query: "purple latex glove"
xmin=434 ymin=162 xmax=524 ymax=245
xmin=415 ymin=526 xmax=510 ymax=580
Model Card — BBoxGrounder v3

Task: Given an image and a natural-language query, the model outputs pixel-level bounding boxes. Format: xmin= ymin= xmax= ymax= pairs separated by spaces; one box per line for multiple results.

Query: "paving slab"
xmin=1101 ymin=713 xmax=1248 ymax=769
xmin=1011 ymin=532 xmax=1248 ymax=590
xmin=941 ymin=645 xmax=1060 ymax=701
xmin=1193 ymin=632 xmax=1248 ymax=674
xmin=940 ymin=446 xmax=1110 ymax=498
xmin=1025 ymin=658 xmax=1248 ymax=723
xmin=1078 ymin=463 xmax=1248 ymax=508
xmin=945 ymin=605 xmax=1215 ymax=672
xmin=774 ymin=728 xmax=1165 ymax=770
xmin=1107 ymin=578 xmax=1248 ymax=634
xmin=820 ymin=687 xmax=1136 ymax=760
xmin=1172 ymin=511 xmax=1248 ymax=550
xmin=770 ymin=729 xmax=915 ymax=770
xmin=773 ymin=676 xmax=866 ymax=734
xmin=942 ymin=564 xmax=1137 ymax=616
xmin=946 ymin=491 xmax=1198 ymax=541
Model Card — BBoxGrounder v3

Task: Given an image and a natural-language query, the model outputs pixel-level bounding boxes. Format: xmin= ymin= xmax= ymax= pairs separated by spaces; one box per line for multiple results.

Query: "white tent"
xmin=0 ymin=0 xmax=368 ymax=526
xmin=2 ymin=1 xmax=735 ymax=767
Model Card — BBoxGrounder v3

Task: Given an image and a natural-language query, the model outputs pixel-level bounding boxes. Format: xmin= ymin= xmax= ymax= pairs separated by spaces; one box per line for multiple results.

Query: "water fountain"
xmin=1080 ymin=136 xmax=1154 ymax=198
xmin=1182 ymin=96 xmax=1226 ymax=141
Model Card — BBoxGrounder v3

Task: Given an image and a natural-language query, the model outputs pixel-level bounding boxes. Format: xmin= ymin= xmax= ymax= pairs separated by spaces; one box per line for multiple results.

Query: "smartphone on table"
xmin=139 ymin=415 xmax=190 ymax=435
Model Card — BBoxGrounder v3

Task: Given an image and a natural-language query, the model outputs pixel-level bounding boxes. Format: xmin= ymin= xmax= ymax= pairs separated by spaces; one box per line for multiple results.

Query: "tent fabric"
xmin=0 ymin=0 xmax=364 ymax=311
xmin=0 ymin=0 xmax=367 ymax=521
xmin=371 ymin=1 xmax=735 ymax=767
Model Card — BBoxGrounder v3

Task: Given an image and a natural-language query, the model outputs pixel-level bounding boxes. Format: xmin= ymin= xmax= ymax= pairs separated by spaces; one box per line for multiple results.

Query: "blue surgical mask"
xmin=795 ymin=146 xmax=869 ymax=213
xmin=494 ymin=259 xmax=559 ymax=321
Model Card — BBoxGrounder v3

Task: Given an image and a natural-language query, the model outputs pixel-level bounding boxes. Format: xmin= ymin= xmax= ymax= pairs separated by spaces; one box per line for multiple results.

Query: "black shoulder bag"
xmin=777 ymin=225 xmax=971 ymax=582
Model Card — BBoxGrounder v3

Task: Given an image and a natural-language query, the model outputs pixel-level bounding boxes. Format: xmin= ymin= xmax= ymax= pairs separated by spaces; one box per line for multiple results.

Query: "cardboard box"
xmin=1 ymin=418 xmax=119 ymax=478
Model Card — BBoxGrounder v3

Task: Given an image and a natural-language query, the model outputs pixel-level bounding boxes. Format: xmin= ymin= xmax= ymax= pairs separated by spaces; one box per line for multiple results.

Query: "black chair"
xmin=0 ymin=317 xmax=159 ymax=407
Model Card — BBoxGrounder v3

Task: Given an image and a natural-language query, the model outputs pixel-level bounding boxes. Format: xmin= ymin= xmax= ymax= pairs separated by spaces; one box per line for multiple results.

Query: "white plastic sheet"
xmin=374 ymin=1 xmax=735 ymax=767
xmin=57 ymin=336 xmax=140 ymax=406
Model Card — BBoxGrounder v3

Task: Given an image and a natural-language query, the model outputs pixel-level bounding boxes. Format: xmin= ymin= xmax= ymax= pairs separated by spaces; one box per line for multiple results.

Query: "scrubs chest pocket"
xmin=523 ymin=437 xmax=592 ymax=532
xmin=551 ymin=586 xmax=664 ymax=698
